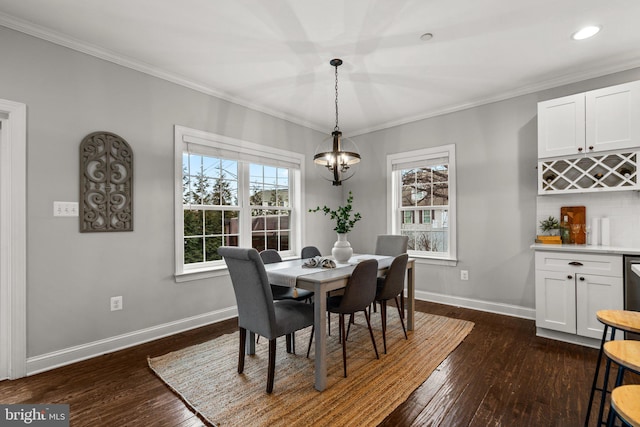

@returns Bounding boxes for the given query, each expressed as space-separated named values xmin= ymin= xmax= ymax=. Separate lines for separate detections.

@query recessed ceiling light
xmin=420 ymin=32 xmax=433 ymax=42
xmin=572 ymin=25 xmax=601 ymax=40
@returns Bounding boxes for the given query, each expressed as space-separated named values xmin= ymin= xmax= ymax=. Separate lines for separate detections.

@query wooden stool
xmin=600 ymin=341 xmax=640 ymax=426
xmin=585 ymin=310 xmax=640 ymax=427
xmin=609 ymin=385 xmax=640 ymax=427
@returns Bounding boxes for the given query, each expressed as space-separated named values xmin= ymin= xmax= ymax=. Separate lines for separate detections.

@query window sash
xmin=175 ymin=126 xmax=304 ymax=276
xmin=387 ymin=144 xmax=456 ymax=261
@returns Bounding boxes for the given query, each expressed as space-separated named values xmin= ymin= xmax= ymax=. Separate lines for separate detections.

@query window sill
xmin=175 ymin=265 xmax=228 ymax=283
xmin=411 ymin=255 xmax=458 ymax=267
xmin=174 ymin=254 xmax=300 ymax=283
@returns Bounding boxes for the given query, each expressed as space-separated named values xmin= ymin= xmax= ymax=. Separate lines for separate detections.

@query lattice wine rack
xmin=539 ymin=151 xmax=639 ymax=194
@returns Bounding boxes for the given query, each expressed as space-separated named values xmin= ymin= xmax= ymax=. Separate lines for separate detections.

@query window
xmin=387 ymin=144 xmax=456 ymax=262
xmin=175 ymin=126 xmax=303 ymax=277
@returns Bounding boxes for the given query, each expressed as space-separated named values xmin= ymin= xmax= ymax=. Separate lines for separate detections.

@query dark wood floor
xmin=1 ymin=301 xmax=636 ymax=426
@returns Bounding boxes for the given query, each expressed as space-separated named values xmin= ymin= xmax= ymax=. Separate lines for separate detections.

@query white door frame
xmin=0 ymin=99 xmax=27 ymax=380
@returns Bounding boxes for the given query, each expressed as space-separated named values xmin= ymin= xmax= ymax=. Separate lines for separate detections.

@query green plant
xmin=539 ymin=216 xmax=560 ymax=232
xmin=309 ymin=191 xmax=362 ymax=234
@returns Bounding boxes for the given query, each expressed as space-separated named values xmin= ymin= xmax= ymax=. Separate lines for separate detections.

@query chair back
xmin=375 ymin=235 xmax=408 ymax=256
xmin=377 ymin=254 xmax=409 ymax=301
xmin=218 ymin=247 xmax=276 ymax=339
xmin=338 ymin=259 xmax=378 ymax=313
xmin=259 ymin=249 xmax=282 ymax=264
xmin=301 ymin=246 xmax=321 ymax=259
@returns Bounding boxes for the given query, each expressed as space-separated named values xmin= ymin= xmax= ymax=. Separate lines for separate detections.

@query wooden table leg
xmin=407 ymin=261 xmax=415 ymax=331
xmin=246 ymin=331 xmax=256 ymax=355
xmin=314 ymin=283 xmax=327 ymax=391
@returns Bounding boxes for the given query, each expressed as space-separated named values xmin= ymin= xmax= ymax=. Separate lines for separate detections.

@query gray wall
xmin=3 ymin=23 xmax=640 ymax=363
xmin=0 ymin=26 xmax=341 ymax=358
xmin=346 ymin=67 xmax=640 ymax=313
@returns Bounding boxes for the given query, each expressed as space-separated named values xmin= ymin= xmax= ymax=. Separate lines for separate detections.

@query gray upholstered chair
xmin=374 ymin=254 xmax=409 ymax=353
xmin=374 ymin=234 xmax=409 ymax=315
xmin=307 ymin=259 xmax=379 ymax=377
xmin=301 ymin=246 xmax=322 ymax=259
xmin=374 ymin=234 xmax=409 ymax=256
xmin=259 ymin=249 xmax=313 ymax=302
xmin=218 ymin=246 xmax=314 ymax=393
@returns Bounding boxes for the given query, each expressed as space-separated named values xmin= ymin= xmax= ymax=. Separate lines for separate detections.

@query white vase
xmin=332 ymin=233 xmax=353 ymax=263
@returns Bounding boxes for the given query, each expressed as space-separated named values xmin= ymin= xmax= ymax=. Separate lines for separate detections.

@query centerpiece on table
xmin=309 ymin=191 xmax=362 ymax=263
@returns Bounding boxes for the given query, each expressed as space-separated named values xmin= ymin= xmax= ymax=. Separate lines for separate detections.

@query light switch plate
xmin=53 ymin=201 xmax=78 ymax=217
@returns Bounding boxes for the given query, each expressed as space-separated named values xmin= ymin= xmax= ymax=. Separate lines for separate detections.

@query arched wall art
xmin=80 ymin=131 xmax=133 ymax=232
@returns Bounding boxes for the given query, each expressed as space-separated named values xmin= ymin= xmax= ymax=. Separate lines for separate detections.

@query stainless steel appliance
xmin=624 ymin=255 xmax=640 ymax=340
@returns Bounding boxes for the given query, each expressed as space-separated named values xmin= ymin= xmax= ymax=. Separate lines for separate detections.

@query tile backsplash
xmin=536 ymin=191 xmax=640 ymax=248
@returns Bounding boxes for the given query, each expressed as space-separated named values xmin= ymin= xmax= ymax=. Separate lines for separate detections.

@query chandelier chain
xmin=334 ymin=63 xmax=339 ymax=131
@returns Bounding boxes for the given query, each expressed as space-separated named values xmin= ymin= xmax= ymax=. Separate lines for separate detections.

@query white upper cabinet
xmin=586 ymin=81 xmax=640 ymax=153
xmin=538 ymin=80 xmax=640 ymax=159
xmin=538 ymin=93 xmax=585 ymax=158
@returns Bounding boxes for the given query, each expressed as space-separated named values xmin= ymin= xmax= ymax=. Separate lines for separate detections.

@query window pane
xmin=184 ymin=237 xmax=203 ymax=264
xmin=184 ymin=210 xmax=203 ymax=236
xmin=205 ymin=236 xmax=223 ymax=261
xmin=416 ymin=168 xmax=431 ymax=184
xmin=433 ymin=183 xmax=449 ymax=205
xmin=432 ymin=165 xmax=448 ymax=182
xmin=252 ymin=232 xmax=266 ymax=252
xmin=263 ymin=165 xmax=277 ymax=185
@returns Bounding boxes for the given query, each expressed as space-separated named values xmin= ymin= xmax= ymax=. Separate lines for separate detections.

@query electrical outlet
xmin=110 ymin=296 xmax=123 ymax=311
xmin=53 ymin=201 xmax=79 ymax=217
xmin=460 ymin=270 xmax=469 ymax=281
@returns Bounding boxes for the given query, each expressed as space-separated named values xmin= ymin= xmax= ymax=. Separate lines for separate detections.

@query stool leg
xmin=606 ymin=366 xmax=627 ymax=427
xmin=586 ymin=325 xmax=610 ymax=427
xmin=597 ymin=357 xmax=615 ymax=427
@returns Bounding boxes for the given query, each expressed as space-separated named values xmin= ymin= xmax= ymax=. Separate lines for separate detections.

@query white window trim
xmin=386 ymin=144 xmax=457 ymax=266
xmin=174 ymin=126 xmax=305 ymax=281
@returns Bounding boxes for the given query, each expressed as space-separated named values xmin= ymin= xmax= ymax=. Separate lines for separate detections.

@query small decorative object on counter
xmin=537 ymin=216 xmax=562 ymax=244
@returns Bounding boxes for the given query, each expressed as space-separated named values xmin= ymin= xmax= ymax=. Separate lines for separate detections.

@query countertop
xmin=633 ymin=264 xmax=640 ymax=276
xmin=530 ymin=243 xmax=640 ymax=256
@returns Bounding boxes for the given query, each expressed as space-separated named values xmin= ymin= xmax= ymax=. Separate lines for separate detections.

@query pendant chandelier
xmin=314 ymin=58 xmax=361 ymax=186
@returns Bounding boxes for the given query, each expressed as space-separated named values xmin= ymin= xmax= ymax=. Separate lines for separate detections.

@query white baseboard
xmin=26 ymin=307 xmax=238 ymax=376
xmin=416 ymin=290 xmax=536 ymax=320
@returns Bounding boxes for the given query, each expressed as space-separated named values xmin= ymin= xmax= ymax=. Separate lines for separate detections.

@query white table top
xmin=632 ymin=264 xmax=640 ymax=277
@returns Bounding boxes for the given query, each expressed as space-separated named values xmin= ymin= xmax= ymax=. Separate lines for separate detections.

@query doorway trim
xmin=0 ymin=99 xmax=27 ymax=379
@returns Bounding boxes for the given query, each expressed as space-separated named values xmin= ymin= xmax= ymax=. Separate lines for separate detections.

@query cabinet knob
xmin=567 ymin=275 xmax=573 ymax=279
xmin=579 ymin=276 xmax=585 ymax=281
xmin=578 ymin=147 xmax=583 ymax=152
xmin=588 ymin=146 xmax=594 ymax=150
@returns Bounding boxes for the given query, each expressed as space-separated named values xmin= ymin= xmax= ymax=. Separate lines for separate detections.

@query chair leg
xmin=285 ymin=332 xmax=296 ymax=354
xmin=238 ymin=327 xmax=246 ymax=374
xmin=306 ymin=325 xmax=314 ymax=358
xmin=340 ymin=314 xmax=347 ymax=377
xmin=394 ymin=296 xmax=408 ymax=340
xmin=345 ymin=313 xmax=354 ymax=341
xmin=267 ymin=339 xmax=276 ymax=393
xmin=363 ymin=309 xmax=379 ymax=360
xmin=381 ymin=300 xmax=387 ymax=354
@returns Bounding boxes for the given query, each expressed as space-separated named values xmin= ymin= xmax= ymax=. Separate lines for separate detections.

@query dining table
xmin=260 ymin=253 xmax=416 ymax=391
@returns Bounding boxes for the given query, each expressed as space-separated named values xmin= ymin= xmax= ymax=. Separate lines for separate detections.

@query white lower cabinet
xmin=535 ymin=251 xmax=623 ymax=340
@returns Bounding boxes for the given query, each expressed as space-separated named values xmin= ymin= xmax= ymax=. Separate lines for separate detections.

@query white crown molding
xmin=351 ymin=57 xmax=640 ymax=136
xmin=0 ymin=13 xmax=325 ymax=134
xmin=2 ymin=12 xmax=640 ymax=138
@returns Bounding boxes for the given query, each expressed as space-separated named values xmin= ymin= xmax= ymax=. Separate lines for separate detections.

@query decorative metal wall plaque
xmin=80 ymin=131 xmax=133 ymax=232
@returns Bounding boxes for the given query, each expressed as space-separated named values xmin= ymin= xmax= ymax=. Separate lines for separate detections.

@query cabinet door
xmin=538 ymin=94 xmax=585 ymax=159
xmin=535 ymin=270 xmax=576 ymax=333
xmin=575 ymin=274 xmax=623 ymax=339
xmin=586 ymin=81 xmax=640 ymax=153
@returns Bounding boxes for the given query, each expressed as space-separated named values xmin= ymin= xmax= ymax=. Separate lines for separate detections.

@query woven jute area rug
xmin=148 ymin=310 xmax=474 ymax=426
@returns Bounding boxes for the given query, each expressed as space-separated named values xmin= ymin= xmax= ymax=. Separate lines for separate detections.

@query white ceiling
xmin=1 ymin=0 xmax=640 ymax=135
